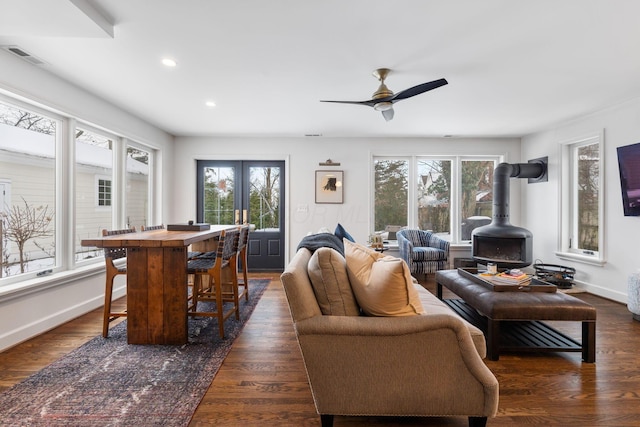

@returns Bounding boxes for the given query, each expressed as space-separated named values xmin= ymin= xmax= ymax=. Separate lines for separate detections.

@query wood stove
xmin=472 ymin=162 xmax=546 ymax=269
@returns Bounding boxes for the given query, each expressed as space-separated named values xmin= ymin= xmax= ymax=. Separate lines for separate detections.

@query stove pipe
xmin=471 ymin=162 xmax=546 ymax=268
xmin=492 ymin=162 xmax=545 ymax=226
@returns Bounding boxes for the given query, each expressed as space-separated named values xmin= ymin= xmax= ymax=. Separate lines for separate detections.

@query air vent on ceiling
xmin=2 ymin=45 xmax=46 ymax=66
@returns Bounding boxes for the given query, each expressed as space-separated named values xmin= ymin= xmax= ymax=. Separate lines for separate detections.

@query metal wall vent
xmin=2 ymin=46 xmax=46 ymax=66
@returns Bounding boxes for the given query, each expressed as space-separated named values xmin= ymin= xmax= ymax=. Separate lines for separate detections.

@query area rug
xmin=0 ymin=279 xmax=271 ymax=427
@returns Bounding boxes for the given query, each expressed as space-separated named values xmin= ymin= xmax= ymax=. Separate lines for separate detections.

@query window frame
xmin=0 ymin=94 xmax=63 ymax=284
xmin=0 ymin=92 xmax=160 ymax=288
xmin=125 ymin=140 xmax=154 ymax=229
xmin=372 ymin=154 xmax=502 ymax=244
xmin=556 ymin=132 xmax=605 ymax=266
xmin=97 ymin=177 xmax=112 ymax=207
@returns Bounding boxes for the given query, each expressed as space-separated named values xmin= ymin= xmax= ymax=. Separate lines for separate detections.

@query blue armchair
xmin=397 ymin=229 xmax=450 ymax=277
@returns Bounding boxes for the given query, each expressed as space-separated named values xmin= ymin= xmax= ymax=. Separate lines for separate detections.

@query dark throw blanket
xmin=297 ymin=233 xmax=344 ymax=256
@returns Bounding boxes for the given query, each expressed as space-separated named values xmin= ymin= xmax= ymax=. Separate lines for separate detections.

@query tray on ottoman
xmin=458 ymin=268 xmax=557 ymax=293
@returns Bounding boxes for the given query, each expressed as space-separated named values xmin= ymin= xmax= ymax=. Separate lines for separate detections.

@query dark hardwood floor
xmin=1 ymin=273 xmax=640 ymax=426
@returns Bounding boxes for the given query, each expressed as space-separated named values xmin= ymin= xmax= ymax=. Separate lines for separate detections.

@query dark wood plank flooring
xmin=1 ymin=273 xmax=640 ymax=426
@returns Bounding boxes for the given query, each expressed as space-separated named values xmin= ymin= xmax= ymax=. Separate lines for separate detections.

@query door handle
xmin=235 ymin=209 xmax=248 ymax=225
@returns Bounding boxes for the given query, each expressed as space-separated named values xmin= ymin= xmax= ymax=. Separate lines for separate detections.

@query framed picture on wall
xmin=315 ymin=170 xmax=343 ymax=204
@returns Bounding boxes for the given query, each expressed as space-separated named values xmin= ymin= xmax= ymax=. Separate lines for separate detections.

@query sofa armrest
xmin=296 ymin=312 xmax=465 ymax=337
xmin=293 ymin=313 xmax=498 ymax=419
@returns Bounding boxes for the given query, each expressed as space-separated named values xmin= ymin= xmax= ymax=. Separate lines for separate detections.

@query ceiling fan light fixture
xmin=373 ymin=101 xmax=393 ymax=111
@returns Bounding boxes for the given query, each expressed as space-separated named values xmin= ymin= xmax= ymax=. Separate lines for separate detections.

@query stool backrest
xmin=101 ymin=227 xmax=136 ymax=260
xmin=237 ymin=225 xmax=249 ymax=253
xmin=141 ymin=224 xmax=164 ymax=231
xmin=221 ymin=228 xmax=240 ymax=262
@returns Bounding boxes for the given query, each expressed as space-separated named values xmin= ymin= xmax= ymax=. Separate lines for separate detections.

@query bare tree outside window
xmin=249 ymin=167 xmax=280 ymax=230
xmin=577 ymin=143 xmax=599 ymax=252
xmin=0 ymin=198 xmax=53 ymax=274
xmin=0 ymin=101 xmax=57 ymax=278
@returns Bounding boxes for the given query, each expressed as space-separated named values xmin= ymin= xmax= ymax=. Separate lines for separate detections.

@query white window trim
xmin=556 ymin=131 xmax=606 ymax=266
xmin=371 ymin=154 xmax=503 ymax=244
xmin=0 ymin=91 xmax=161 ymax=291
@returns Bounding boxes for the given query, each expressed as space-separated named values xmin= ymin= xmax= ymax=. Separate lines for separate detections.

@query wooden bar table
xmin=81 ymin=225 xmax=235 ymax=345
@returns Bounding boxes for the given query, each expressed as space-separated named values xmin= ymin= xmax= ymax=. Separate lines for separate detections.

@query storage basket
xmin=533 ymin=262 xmax=575 ymax=289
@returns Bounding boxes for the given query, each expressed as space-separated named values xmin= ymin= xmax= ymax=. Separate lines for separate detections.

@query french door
xmin=196 ymin=160 xmax=285 ymax=271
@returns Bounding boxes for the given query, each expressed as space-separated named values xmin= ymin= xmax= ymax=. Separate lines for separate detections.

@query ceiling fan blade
xmin=389 ymin=78 xmax=448 ymax=102
xmin=320 ymin=99 xmax=376 ymax=107
xmin=382 ymin=108 xmax=394 ymax=121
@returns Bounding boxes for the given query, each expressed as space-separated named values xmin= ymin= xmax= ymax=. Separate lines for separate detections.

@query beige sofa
xmin=280 ymin=247 xmax=499 ymax=427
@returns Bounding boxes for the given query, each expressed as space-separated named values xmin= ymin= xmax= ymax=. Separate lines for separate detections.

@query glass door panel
xmin=197 ymin=160 xmax=284 ymax=271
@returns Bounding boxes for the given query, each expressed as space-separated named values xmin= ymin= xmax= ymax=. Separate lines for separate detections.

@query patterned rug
xmin=0 ymin=279 xmax=271 ymax=427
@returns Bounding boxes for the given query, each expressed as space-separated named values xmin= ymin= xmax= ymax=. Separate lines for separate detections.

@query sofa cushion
xmin=308 ymin=247 xmax=361 ymax=316
xmin=344 ymin=240 xmax=425 ymax=316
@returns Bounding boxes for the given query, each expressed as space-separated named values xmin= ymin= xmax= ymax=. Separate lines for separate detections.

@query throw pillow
xmin=334 ymin=223 xmax=355 ymax=242
xmin=307 ymin=247 xmax=360 ymax=316
xmin=344 ymin=240 xmax=424 ymax=316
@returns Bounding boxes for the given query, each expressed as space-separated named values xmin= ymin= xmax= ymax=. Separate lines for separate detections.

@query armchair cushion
xmin=308 ymin=247 xmax=360 ymax=316
xmin=344 ymin=240 xmax=424 ymax=317
xmin=413 ymin=247 xmax=447 ymax=261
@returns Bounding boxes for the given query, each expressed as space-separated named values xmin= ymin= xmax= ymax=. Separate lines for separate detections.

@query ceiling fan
xmin=320 ymin=68 xmax=448 ymax=121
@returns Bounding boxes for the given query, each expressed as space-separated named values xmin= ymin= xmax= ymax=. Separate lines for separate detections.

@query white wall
xmin=172 ymin=135 xmax=521 ymax=262
xmin=522 ymin=98 xmax=640 ymax=303
xmin=0 ymin=50 xmax=175 ymax=351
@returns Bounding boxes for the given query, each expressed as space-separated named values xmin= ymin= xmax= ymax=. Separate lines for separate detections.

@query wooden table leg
xmin=163 ymin=247 xmax=188 ymax=345
xmin=126 ymin=247 xmax=188 ymax=345
xmin=582 ymin=321 xmax=596 ymax=363
xmin=127 ymin=247 xmax=149 ymax=344
xmin=487 ymin=318 xmax=500 ymax=361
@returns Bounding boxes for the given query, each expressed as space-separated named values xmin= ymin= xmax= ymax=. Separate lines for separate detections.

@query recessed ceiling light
xmin=205 ymin=101 xmax=216 ymax=108
xmin=161 ymin=58 xmax=177 ymax=67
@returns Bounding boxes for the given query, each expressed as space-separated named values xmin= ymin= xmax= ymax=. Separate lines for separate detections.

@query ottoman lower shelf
xmin=444 ymin=298 xmax=583 ymax=357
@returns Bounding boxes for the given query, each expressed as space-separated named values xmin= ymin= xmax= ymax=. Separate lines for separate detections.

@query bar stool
xmin=101 ymin=227 xmax=136 ymax=338
xmin=187 ymin=228 xmax=240 ymax=338
xmin=236 ymin=225 xmax=250 ymax=302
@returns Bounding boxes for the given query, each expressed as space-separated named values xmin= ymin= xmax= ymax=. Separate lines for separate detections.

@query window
xmin=98 ymin=178 xmax=112 ymax=206
xmin=558 ymin=133 xmax=604 ymax=264
xmin=0 ymin=92 xmax=159 ymax=286
xmin=374 ymin=159 xmax=408 ymax=232
xmin=0 ymin=100 xmax=58 ymax=279
xmin=126 ymin=144 xmax=150 ymax=228
xmin=75 ymin=126 xmax=115 ymax=263
xmin=417 ymin=159 xmax=451 ymax=234
xmin=374 ymin=156 xmax=500 ymax=243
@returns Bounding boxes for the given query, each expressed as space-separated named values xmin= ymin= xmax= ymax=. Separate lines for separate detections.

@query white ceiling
xmin=2 ymin=0 xmax=640 ymax=138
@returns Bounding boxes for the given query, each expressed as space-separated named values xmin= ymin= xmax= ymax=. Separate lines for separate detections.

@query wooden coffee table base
xmin=436 ymin=269 xmax=596 ymax=363
xmin=444 ymin=299 xmax=596 ymax=362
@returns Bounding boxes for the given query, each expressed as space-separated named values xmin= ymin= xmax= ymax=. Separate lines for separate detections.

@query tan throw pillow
xmin=344 ymin=240 xmax=424 ymax=316
xmin=307 ymin=247 xmax=360 ymax=316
